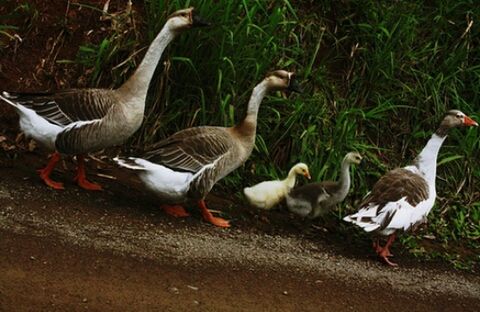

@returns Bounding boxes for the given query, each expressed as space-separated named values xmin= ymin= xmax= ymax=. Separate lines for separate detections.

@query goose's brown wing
xmin=3 ymin=89 xmax=115 ymax=126
xmin=360 ymin=168 xmax=429 ymax=211
xmin=55 ymin=119 xmax=105 ymax=154
xmin=144 ymin=126 xmax=234 ymax=173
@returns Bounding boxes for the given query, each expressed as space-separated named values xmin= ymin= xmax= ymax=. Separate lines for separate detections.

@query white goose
xmin=0 ymin=7 xmax=209 ymax=190
xmin=114 ymin=70 xmax=302 ymax=227
xmin=243 ymin=163 xmax=311 ymax=210
xmin=344 ymin=110 xmax=478 ymax=266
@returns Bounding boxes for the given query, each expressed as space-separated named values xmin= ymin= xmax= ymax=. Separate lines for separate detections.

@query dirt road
xmin=0 ymin=163 xmax=479 ymax=311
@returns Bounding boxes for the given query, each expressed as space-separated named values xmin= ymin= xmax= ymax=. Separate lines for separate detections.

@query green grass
xmin=5 ymin=0 xmax=480 ymax=269
xmin=70 ymin=1 xmax=139 ymax=86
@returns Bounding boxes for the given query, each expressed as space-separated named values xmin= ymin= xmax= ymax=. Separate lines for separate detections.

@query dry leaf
xmin=28 ymin=139 xmax=37 ymax=152
xmin=15 ymin=132 xmax=24 ymax=143
xmin=1 ymin=142 xmax=16 ymax=151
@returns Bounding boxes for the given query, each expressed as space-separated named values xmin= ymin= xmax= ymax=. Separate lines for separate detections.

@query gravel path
xmin=0 ymin=166 xmax=479 ymax=310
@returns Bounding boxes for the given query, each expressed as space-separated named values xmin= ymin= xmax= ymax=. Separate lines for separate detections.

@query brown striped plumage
xmin=139 ymin=70 xmax=300 ymax=201
xmin=4 ymin=89 xmax=115 ymax=126
xmin=114 ymin=70 xmax=301 ymax=227
xmin=145 ymin=127 xmax=234 ymax=172
xmin=143 ymin=126 xmax=251 ymax=199
xmin=1 ymin=7 xmax=208 ymax=157
xmin=0 ymin=7 xmax=209 ymax=190
xmin=5 ymin=89 xmax=120 ymax=154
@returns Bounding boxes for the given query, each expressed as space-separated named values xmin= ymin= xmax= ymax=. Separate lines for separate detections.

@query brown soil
xmin=0 ymin=0 xmax=142 ymax=124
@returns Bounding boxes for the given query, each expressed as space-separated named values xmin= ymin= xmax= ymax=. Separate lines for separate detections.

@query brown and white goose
xmin=286 ymin=152 xmax=362 ymax=219
xmin=343 ymin=110 xmax=478 ymax=266
xmin=114 ymin=70 xmax=301 ymax=227
xmin=0 ymin=7 xmax=209 ymax=191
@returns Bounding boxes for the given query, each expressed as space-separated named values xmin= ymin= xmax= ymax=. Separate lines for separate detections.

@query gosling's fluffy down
xmin=286 ymin=152 xmax=362 ymax=219
xmin=243 ymin=163 xmax=310 ymax=210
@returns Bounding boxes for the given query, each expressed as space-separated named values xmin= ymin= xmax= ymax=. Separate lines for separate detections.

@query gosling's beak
xmin=288 ymin=76 xmax=303 ymax=93
xmin=463 ymin=115 xmax=479 ymax=127
xmin=304 ymin=171 xmax=311 ymax=180
xmin=192 ymin=10 xmax=211 ymax=27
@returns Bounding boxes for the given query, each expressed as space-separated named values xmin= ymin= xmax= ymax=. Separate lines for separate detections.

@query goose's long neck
xmin=284 ymin=167 xmax=299 ymax=189
xmin=121 ymin=21 xmax=177 ymax=100
xmin=414 ymin=132 xmax=447 ymax=185
xmin=337 ymin=158 xmax=352 ymax=197
xmin=236 ymin=80 xmax=268 ymax=137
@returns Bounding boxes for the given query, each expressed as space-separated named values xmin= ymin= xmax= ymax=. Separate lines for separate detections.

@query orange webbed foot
xmin=161 ymin=205 xmax=190 ymax=217
xmin=38 ymin=170 xmax=64 ymax=190
xmin=375 ymin=233 xmax=397 ymax=266
xmin=75 ymin=175 xmax=102 ymax=191
xmin=197 ymin=200 xmax=231 ymax=228
xmin=74 ymin=155 xmax=102 ymax=191
xmin=378 ymin=248 xmax=397 ymax=267
xmin=380 ymin=255 xmax=398 ymax=267
xmin=37 ymin=152 xmax=63 ymax=190
xmin=204 ymin=215 xmax=230 ymax=228
xmin=374 ymin=241 xmax=393 ymax=257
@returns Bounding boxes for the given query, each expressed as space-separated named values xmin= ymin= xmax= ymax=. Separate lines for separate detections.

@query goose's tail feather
xmin=113 ymin=157 xmax=149 ymax=171
xmin=0 ymin=91 xmax=19 ymax=108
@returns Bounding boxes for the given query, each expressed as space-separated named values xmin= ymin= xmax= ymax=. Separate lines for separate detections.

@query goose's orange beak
xmin=304 ymin=171 xmax=311 ymax=179
xmin=464 ymin=115 xmax=478 ymax=127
